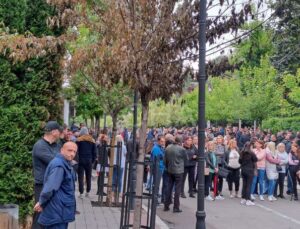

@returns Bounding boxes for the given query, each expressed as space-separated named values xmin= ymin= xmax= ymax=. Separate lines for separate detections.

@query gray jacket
xmin=32 ymin=138 xmax=61 ymax=184
xmin=164 ymin=143 xmax=186 ymax=174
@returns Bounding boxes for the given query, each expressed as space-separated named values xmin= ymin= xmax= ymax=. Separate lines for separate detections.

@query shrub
xmin=262 ymin=116 xmax=300 ymax=132
xmin=0 ymin=0 xmax=64 ymax=222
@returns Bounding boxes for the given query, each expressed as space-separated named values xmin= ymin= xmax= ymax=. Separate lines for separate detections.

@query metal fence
xmin=96 ymin=141 xmax=123 ymax=206
xmin=120 ymin=152 xmax=159 ymax=229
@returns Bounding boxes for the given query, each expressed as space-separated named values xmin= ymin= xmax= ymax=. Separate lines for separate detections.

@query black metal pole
xmin=196 ymin=0 xmax=207 ymax=229
xmin=129 ymin=90 xmax=138 ymax=210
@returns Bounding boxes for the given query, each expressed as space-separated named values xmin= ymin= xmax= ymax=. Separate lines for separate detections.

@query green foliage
xmin=262 ymin=116 xmax=300 ymax=132
xmin=271 ymin=0 xmax=300 ymax=74
xmin=0 ymin=0 xmax=64 ymax=221
xmin=25 ymin=0 xmax=63 ymax=36
xmin=239 ymin=57 xmax=285 ymax=121
xmin=231 ymin=22 xmax=274 ymax=68
xmin=0 ymin=55 xmax=62 ymax=220
xmin=0 ymin=0 xmax=27 ymax=33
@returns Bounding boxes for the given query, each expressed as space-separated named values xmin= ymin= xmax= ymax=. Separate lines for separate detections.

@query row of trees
xmin=66 ymin=0 xmax=260 ymax=227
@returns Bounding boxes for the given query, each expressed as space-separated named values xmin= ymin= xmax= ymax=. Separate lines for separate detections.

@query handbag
xmin=276 ymin=164 xmax=282 ymax=172
xmin=218 ymin=166 xmax=229 ymax=178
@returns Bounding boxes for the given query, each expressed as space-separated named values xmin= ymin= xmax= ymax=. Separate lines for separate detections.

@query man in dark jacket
xmin=164 ymin=135 xmax=186 ymax=213
xmin=32 ymin=121 xmax=62 ymax=229
xmin=76 ymin=127 xmax=97 ymax=198
xmin=34 ymin=142 xmax=77 ymax=229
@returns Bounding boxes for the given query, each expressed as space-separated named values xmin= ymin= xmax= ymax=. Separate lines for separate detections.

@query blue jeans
xmin=251 ymin=169 xmax=265 ymax=195
xmin=268 ymin=179 xmax=277 ymax=196
xmin=112 ymin=167 xmax=124 ymax=192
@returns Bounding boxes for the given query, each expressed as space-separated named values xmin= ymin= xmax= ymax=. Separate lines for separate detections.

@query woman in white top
xmin=224 ymin=139 xmax=241 ymax=198
xmin=274 ymin=143 xmax=288 ymax=198
xmin=112 ymin=135 xmax=127 ymax=195
xmin=265 ymin=142 xmax=281 ymax=201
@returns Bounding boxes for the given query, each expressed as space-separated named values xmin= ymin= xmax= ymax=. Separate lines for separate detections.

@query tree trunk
xmin=95 ymin=115 xmax=100 ymax=136
xmin=106 ymin=114 xmax=117 ymax=206
xmin=133 ymin=97 xmax=149 ymax=229
xmin=104 ymin=113 xmax=107 ymax=129
xmin=91 ymin=116 xmax=95 ymax=130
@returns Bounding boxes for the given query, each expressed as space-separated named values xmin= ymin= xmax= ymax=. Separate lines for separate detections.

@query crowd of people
xmin=31 ymin=121 xmax=300 ymax=228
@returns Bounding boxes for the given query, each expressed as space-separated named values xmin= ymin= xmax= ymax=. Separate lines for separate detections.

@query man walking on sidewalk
xmin=164 ymin=135 xmax=186 ymax=213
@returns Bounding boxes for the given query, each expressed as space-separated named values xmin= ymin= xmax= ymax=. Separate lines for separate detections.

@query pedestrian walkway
xmin=69 ymin=174 xmax=169 ymax=229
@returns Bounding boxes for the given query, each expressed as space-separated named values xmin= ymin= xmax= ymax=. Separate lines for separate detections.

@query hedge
xmin=262 ymin=116 xmax=300 ymax=132
xmin=0 ymin=0 xmax=64 ymax=221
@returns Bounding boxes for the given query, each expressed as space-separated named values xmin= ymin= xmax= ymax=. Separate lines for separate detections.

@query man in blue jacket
xmin=34 ymin=141 xmax=77 ymax=229
xmin=151 ymin=135 xmax=166 ymax=202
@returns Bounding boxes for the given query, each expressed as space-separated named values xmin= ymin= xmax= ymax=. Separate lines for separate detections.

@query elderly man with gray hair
xmin=76 ymin=127 xmax=97 ymax=198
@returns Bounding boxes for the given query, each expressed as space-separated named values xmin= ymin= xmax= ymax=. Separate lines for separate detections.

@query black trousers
xmin=274 ymin=172 xmax=285 ymax=196
xmin=78 ymin=161 xmax=92 ymax=194
xmin=290 ymin=167 xmax=299 ymax=198
xmin=32 ymin=184 xmax=44 ymax=229
xmin=241 ymin=170 xmax=254 ymax=200
xmin=205 ymin=174 xmax=213 ymax=196
xmin=182 ymin=166 xmax=195 ymax=194
xmin=161 ymin=171 xmax=169 ymax=203
xmin=165 ymin=173 xmax=182 ymax=210
xmin=227 ymin=168 xmax=240 ymax=192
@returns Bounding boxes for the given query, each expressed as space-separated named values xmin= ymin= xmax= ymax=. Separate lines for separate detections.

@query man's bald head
xmin=61 ymin=141 xmax=77 ymax=161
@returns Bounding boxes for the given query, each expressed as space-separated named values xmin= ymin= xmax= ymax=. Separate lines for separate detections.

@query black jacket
xmin=32 ymin=138 xmax=61 ymax=184
xmin=184 ymin=146 xmax=197 ymax=167
xmin=238 ymin=151 xmax=257 ymax=174
xmin=76 ymin=135 xmax=97 ymax=163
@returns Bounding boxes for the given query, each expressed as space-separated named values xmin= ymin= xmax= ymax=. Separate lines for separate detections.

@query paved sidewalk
xmin=69 ymin=174 xmax=169 ymax=229
xmin=69 ymin=177 xmax=120 ymax=229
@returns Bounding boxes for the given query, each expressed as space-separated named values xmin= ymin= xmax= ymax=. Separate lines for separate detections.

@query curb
xmin=142 ymin=204 xmax=169 ymax=229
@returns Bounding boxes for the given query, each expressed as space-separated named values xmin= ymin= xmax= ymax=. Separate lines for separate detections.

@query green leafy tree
xmin=271 ymin=0 xmax=300 ymax=74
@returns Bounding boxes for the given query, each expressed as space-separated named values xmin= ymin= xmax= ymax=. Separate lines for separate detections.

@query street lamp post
xmin=196 ymin=0 xmax=207 ymax=229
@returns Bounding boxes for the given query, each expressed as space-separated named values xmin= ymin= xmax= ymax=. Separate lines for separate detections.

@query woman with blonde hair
xmin=205 ymin=141 xmax=218 ymax=201
xmin=274 ymin=143 xmax=288 ymax=198
xmin=224 ymin=139 xmax=240 ymax=198
xmin=265 ymin=142 xmax=281 ymax=201
xmin=250 ymin=140 xmax=266 ymax=201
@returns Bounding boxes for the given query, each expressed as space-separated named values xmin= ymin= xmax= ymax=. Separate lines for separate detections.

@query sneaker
xmin=250 ymin=194 xmax=256 ymax=200
xmin=215 ymin=195 xmax=225 ymax=200
xmin=189 ymin=194 xmax=196 ymax=198
xmin=240 ymin=199 xmax=246 ymax=205
xmin=173 ymin=208 xmax=183 ymax=213
xmin=163 ymin=206 xmax=170 ymax=211
xmin=246 ymin=200 xmax=255 ymax=206
xmin=85 ymin=192 xmax=90 ymax=197
xmin=205 ymin=195 xmax=214 ymax=201
xmin=268 ymin=196 xmax=273 ymax=202
xmin=272 ymin=196 xmax=277 ymax=201
xmin=230 ymin=194 xmax=234 ymax=198
xmin=79 ymin=194 xmax=83 ymax=199
xmin=259 ymin=195 xmax=264 ymax=201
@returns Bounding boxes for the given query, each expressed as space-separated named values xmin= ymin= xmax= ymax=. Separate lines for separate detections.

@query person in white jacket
xmin=265 ymin=142 xmax=281 ymax=201
xmin=274 ymin=143 xmax=288 ymax=198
